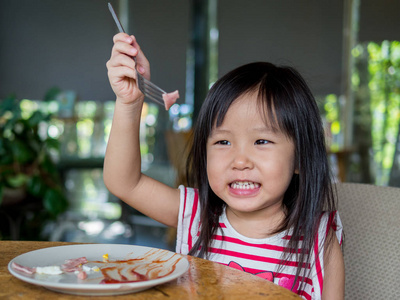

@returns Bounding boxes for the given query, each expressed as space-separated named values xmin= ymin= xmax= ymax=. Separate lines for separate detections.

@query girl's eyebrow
xmin=209 ymin=128 xmax=230 ymax=137
xmin=251 ymin=126 xmax=284 ymax=138
xmin=211 ymin=125 xmax=278 ymax=136
xmin=252 ymin=126 xmax=277 ymax=133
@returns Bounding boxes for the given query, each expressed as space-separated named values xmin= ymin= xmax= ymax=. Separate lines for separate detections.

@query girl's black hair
xmin=186 ymin=62 xmax=337 ymax=291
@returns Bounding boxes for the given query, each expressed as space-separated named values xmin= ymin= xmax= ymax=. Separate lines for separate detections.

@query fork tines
xmin=137 ymin=75 xmax=166 ymax=106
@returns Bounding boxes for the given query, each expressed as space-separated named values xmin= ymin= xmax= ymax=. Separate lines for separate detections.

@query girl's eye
xmin=255 ymin=139 xmax=270 ymax=145
xmin=216 ymin=140 xmax=231 ymax=145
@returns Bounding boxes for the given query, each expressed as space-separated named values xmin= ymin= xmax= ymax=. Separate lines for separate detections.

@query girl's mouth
xmin=230 ymin=181 xmax=260 ymax=190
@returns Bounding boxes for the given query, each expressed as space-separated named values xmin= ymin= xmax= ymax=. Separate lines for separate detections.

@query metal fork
xmin=108 ymin=3 xmax=166 ymax=106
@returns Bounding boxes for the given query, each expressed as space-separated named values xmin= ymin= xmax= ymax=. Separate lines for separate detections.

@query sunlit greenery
xmin=0 ymin=96 xmax=68 ymax=240
xmin=322 ymin=41 xmax=400 ymax=185
xmin=322 ymin=94 xmax=342 ymax=152
xmin=353 ymin=41 xmax=400 ymax=185
xmin=8 ymin=99 xmax=161 ymax=222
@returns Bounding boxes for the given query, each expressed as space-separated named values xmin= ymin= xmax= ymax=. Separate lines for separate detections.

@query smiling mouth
xmin=230 ymin=181 xmax=260 ymax=189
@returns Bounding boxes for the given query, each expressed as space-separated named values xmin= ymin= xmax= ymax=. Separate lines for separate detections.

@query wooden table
xmin=0 ymin=241 xmax=301 ymax=299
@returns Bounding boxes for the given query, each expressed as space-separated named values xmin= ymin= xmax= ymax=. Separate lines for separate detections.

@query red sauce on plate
xmin=90 ymin=250 xmax=182 ymax=284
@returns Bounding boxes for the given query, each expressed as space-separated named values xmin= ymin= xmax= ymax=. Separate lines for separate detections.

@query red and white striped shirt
xmin=176 ymin=186 xmax=343 ymax=300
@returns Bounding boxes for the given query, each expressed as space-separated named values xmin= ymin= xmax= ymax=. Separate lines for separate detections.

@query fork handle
xmin=108 ymin=3 xmax=126 ymax=33
xmin=109 ymin=3 xmax=138 ymax=63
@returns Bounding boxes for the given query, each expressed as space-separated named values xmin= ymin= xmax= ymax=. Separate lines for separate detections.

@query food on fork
xmin=162 ymin=90 xmax=179 ymax=110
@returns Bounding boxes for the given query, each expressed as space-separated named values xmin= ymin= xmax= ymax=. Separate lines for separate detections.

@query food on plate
xmin=36 ymin=266 xmax=63 ymax=275
xmin=11 ymin=262 xmax=62 ymax=275
xmin=11 ymin=250 xmax=183 ymax=284
xmin=77 ymin=270 xmax=88 ymax=280
xmin=162 ymin=90 xmax=179 ymax=110
xmin=61 ymin=257 xmax=88 ymax=272
xmin=12 ymin=257 xmax=88 ymax=276
xmin=82 ymin=265 xmax=100 ymax=273
xmin=11 ymin=262 xmax=36 ymax=275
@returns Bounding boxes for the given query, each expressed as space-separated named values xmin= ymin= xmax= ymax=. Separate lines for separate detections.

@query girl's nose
xmin=231 ymin=150 xmax=254 ymax=170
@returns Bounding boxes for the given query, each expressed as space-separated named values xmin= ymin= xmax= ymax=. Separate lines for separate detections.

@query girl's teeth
xmin=231 ymin=182 xmax=260 ymax=189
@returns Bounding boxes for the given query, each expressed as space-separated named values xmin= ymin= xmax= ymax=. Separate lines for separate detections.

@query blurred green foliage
xmin=0 ymin=95 xmax=68 ymax=217
xmin=352 ymin=41 xmax=400 ymax=185
xmin=323 ymin=41 xmax=400 ymax=185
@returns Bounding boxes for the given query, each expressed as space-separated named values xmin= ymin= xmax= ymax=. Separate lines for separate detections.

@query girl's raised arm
xmin=103 ymin=33 xmax=180 ymax=228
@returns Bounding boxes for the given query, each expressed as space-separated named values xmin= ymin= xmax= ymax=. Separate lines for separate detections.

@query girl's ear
xmin=294 ymin=169 xmax=299 ymax=174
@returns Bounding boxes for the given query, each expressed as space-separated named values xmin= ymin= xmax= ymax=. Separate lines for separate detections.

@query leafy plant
xmin=0 ymin=94 xmax=68 ymax=217
xmin=352 ymin=41 xmax=400 ymax=185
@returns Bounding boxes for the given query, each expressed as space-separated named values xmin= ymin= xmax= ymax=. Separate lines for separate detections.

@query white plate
xmin=8 ymin=244 xmax=189 ymax=296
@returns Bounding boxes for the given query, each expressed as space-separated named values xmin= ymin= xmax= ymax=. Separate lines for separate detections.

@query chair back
xmin=335 ymin=182 xmax=400 ymax=299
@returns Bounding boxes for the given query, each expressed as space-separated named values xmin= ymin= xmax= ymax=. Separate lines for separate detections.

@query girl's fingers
xmin=110 ymin=34 xmax=150 ymax=74
xmin=107 ymin=33 xmax=150 ymax=101
xmin=113 ymin=32 xmax=133 ymax=44
xmin=107 ymin=52 xmax=136 ymax=70
xmin=135 ymin=64 xmax=146 ymax=74
xmin=111 ymin=41 xmax=138 ymax=59
xmin=108 ymin=66 xmax=137 ymax=82
xmin=128 ymin=35 xmax=151 ymax=78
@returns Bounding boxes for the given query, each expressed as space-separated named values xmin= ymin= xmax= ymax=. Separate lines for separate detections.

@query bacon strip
xmin=11 ymin=262 xmax=36 ymax=275
xmin=61 ymin=257 xmax=88 ymax=272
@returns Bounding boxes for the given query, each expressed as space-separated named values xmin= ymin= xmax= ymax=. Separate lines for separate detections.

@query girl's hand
xmin=106 ymin=33 xmax=150 ymax=105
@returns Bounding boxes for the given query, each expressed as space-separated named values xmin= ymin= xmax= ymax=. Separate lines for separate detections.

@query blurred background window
xmin=1 ymin=0 xmax=399 ymax=245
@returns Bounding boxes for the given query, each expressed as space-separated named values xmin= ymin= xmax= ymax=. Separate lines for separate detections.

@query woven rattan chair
xmin=335 ymin=182 xmax=400 ymax=299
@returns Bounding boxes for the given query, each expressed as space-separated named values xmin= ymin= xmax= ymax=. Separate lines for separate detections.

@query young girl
xmin=104 ymin=33 xmax=344 ymax=300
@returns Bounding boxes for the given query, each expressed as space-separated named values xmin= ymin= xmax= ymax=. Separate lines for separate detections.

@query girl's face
xmin=206 ymin=92 xmax=297 ymax=222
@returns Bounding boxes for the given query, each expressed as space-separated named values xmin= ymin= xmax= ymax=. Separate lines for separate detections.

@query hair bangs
xmin=256 ymin=75 xmax=298 ymax=143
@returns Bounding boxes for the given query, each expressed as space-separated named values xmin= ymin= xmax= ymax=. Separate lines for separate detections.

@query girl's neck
xmin=226 ymin=205 xmax=286 ymax=239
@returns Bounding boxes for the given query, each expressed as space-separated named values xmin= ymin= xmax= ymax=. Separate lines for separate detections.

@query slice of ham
xmin=61 ymin=257 xmax=88 ymax=272
xmin=162 ymin=90 xmax=179 ymax=110
xmin=11 ymin=262 xmax=36 ymax=275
